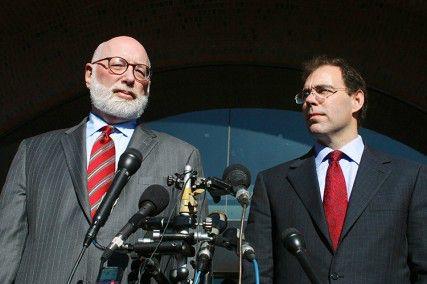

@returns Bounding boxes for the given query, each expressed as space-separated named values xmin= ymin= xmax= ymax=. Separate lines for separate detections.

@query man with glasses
xmin=244 ymin=56 xmax=426 ymax=283
xmin=0 ymin=36 xmax=204 ymax=283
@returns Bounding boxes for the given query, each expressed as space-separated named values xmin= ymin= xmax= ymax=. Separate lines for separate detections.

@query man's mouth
xmin=113 ymin=89 xmax=136 ymax=100
xmin=308 ymin=112 xmax=324 ymax=119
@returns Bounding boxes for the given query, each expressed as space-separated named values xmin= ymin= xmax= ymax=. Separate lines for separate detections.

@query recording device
xmin=222 ymin=164 xmax=251 ymax=206
xmin=206 ymin=212 xmax=228 ymax=236
xmin=129 ymin=239 xmax=195 ymax=257
xmin=99 ymin=164 xmax=252 ymax=283
xmin=196 ymin=164 xmax=252 ymax=206
xmin=196 ymin=241 xmax=215 ymax=273
xmin=101 ymin=184 xmax=170 ymax=262
xmin=84 ymin=148 xmax=142 ymax=247
xmin=200 ymin=177 xmax=234 ymax=203
xmin=281 ymin=228 xmax=321 ymax=284
xmin=141 ymin=215 xmax=197 ymax=231
xmin=215 ymin=227 xmax=256 ymax=261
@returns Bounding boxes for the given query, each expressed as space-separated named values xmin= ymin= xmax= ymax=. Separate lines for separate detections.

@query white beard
xmin=89 ymin=77 xmax=149 ymax=121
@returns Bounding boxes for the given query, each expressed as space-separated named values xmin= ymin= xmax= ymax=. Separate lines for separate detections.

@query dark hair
xmin=302 ymin=55 xmax=368 ymax=125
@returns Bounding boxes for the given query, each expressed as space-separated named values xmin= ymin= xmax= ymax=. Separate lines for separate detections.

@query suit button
xmin=330 ymin=273 xmax=340 ymax=280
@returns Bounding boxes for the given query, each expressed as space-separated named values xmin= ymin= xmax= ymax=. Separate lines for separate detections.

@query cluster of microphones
xmin=67 ymin=148 xmax=321 ymax=284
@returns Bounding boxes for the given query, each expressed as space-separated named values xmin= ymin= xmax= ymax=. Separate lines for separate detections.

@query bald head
xmin=86 ymin=36 xmax=151 ymax=124
xmin=91 ymin=36 xmax=150 ymax=67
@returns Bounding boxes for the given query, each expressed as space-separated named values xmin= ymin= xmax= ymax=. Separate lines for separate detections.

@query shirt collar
xmin=87 ymin=112 xmax=137 ymax=137
xmin=314 ymin=135 xmax=364 ymax=168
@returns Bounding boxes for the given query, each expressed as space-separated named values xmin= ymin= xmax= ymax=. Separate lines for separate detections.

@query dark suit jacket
xmin=244 ymin=147 xmax=426 ymax=283
xmin=0 ymin=118 xmax=204 ymax=283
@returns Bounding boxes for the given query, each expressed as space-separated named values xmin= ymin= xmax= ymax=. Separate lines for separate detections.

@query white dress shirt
xmin=85 ymin=112 xmax=137 ymax=169
xmin=314 ymin=135 xmax=365 ymax=201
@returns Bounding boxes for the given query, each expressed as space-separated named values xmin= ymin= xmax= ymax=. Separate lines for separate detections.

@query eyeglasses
xmin=91 ymin=57 xmax=151 ymax=84
xmin=295 ymin=85 xmax=347 ymax=104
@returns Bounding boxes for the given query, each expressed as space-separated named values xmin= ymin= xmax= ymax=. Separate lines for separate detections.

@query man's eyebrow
xmin=302 ymin=84 xmax=334 ymax=91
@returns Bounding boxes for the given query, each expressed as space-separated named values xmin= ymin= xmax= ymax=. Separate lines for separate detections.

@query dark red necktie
xmin=323 ymin=150 xmax=348 ymax=250
xmin=87 ymin=125 xmax=116 ymax=219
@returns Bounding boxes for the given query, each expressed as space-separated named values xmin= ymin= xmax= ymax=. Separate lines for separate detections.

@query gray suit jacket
xmin=244 ymin=147 xmax=427 ymax=283
xmin=0 ymin=118 xmax=204 ymax=283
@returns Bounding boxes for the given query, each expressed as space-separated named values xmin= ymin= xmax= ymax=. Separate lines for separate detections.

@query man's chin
xmin=307 ymin=124 xmax=327 ymax=136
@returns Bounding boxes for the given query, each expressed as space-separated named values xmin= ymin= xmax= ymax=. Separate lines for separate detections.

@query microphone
xmin=222 ymin=164 xmax=251 ymax=206
xmin=101 ymin=184 xmax=170 ymax=262
xmin=202 ymin=177 xmax=234 ymax=203
xmin=214 ymin=227 xmax=255 ymax=261
xmin=207 ymin=212 xmax=228 ymax=236
xmin=281 ymin=228 xmax=321 ymax=284
xmin=83 ymin=148 xmax=142 ymax=248
xmin=196 ymin=241 xmax=215 ymax=272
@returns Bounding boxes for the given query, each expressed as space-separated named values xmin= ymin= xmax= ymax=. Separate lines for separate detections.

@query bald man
xmin=0 ymin=36 xmax=204 ymax=283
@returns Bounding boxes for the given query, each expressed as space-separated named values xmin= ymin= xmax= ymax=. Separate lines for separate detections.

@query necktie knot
xmin=329 ymin=150 xmax=344 ymax=163
xmin=100 ymin=125 xmax=114 ymax=143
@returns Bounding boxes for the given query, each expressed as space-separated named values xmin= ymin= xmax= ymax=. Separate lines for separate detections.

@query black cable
xmin=139 ymin=168 xmax=202 ymax=281
xmin=139 ymin=175 xmax=185 ymax=274
xmin=94 ymin=238 xmax=107 ymax=250
xmin=66 ymin=246 xmax=87 ymax=284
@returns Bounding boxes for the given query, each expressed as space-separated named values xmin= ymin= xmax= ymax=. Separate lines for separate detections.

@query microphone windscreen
xmin=138 ymin=184 xmax=169 ymax=215
xmin=208 ymin=212 xmax=228 ymax=235
xmin=281 ymin=227 xmax=306 ymax=255
xmin=222 ymin=164 xmax=251 ymax=188
xmin=118 ymin=148 xmax=143 ymax=175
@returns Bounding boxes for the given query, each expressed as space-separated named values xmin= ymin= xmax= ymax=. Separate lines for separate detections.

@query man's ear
xmin=85 ymin=63 xmax=93 ymax=88
xmin=351 ymin=89 xmax=364 ymax=114
xmin=145 ymin=81 xmax=151 ymax=96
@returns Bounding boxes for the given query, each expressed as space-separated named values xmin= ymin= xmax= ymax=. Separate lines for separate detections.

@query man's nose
xmin=304 ymin=90 xmax=318 ymax=105
xmin=121 ymin=66 xmax=135 ymax=85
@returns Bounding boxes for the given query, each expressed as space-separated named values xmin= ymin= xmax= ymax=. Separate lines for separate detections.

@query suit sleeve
xmin=408 ymin=165 xmax=427 ymax=283
xmin=244 ymin=173 xmax=274 ymax=284
xmin=0 ymin=140 xmax=29 ymax=283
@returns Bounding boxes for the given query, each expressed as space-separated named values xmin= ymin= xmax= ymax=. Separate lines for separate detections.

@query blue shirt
xmin=85 ymin=113 xmax=137 ymax=169
xmin=314 ymin=135 xmax=364 ymax=201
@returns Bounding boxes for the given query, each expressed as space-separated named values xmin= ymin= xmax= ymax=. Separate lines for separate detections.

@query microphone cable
xmin=238 ymin=204 xmax=247 ymax=284
xmin=252 ymin=259 xmax=260 ymax=284
xmin=139 ymin=167 xmax=205 ymax=279
xmin=193 ymin=270 xmax=202 ymax=284
xmin=66 ymin=246 xmax=86 ymax=284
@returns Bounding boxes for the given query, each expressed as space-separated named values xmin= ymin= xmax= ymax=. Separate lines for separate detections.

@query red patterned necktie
xmin=87 ymin=125 xmax=116 ymax=219
xmin=323 ymin=150 xmax=348 ymax=251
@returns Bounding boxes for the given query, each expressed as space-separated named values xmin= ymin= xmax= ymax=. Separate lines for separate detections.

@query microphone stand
xmin=140 ymin=258 xmax=170 ymax=284
xmin=170 ymin=165 xmax=193 ymax=284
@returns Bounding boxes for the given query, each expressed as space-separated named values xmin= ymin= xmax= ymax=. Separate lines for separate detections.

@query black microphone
xmin=281 ymin=228 xmax=321 ymax=284
xmin=222 ymin=164 xmax=251 ymax=206
xmin=214 ymin=227 xmax=256 ymax=261
xmin=196 ymin=241 xmax=215 ymax=272
xmin=203 ymin=177 xmax=234 ymax=203
xmin=208 ymin=212 xmax=228 ymax=236
xmin=83 ymin=148 xmax=142 ymax=248
xmin=101 ymin=184 xmax=170 ymax=262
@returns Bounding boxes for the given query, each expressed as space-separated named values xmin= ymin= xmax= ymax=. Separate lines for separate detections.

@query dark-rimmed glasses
xmin=91 ymin=57 xmax=151 ymax=84
xmin=295 ymin=85 xmax=347 ymax=104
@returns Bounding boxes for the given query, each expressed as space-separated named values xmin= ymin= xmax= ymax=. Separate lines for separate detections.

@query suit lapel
xmin=340 ymin=147 xmax=391 ymax=239
xmin=127 ymin=124 xmax=158 ymax=158
xmin=287 ymin=150 xmax=331 ymax=246
xmin=60 ymin=118 xmax=91 ymax=222
xmin=124 ymin=124 xmax=159 ymax=187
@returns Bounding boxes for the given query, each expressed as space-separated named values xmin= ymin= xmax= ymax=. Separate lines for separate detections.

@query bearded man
xmin=0 ymin=36 xmax=203 ymax=283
